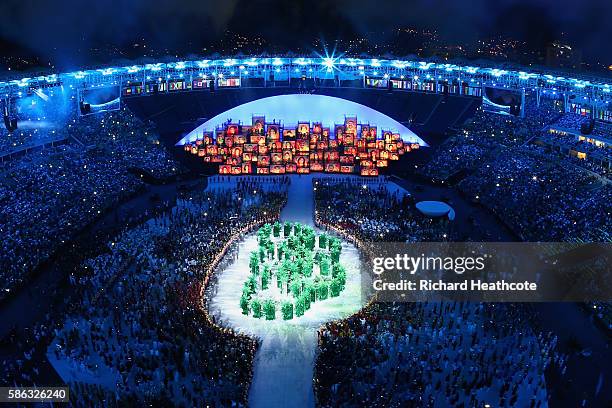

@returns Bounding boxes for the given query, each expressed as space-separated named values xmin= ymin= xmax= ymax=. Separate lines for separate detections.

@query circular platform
xmin=415 ymin=201 xmax=455 ymax=220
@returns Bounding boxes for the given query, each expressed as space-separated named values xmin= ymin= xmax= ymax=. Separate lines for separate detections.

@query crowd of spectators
xmin=312 ymin=181 xmax=566 ymax=407
xmin=417 ymin=96 xmax=611 ymax=242
xmin=534 ymin=132 xmax=611 ymax=177
xmin=419 ymin=98 xmax=562 ymax=183
xmin=458 ymin=146 xmax=611 ymax=241
xmin=551 ymin=112 xmax=591 ymax=131
xmin=316 ymin=301 xmax=564 ymax=407
xmin=3 ymin=179 xmax=288 ymax=406
xmin=313 ymin=177 xmax=449 ymax=243
xmin=0 ymin=107 xmax=181 ymax=299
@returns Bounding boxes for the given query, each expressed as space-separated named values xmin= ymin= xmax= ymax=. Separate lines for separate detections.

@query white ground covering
xmin=208 ymin=175 xmax=366 ymax=408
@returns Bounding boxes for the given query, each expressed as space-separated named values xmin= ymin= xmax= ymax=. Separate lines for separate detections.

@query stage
xmin=206 ymin=174 xmax=367 ymax=408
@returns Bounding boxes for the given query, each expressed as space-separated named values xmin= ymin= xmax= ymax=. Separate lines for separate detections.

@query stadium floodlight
xmin=518 ymin=72 xmax=530 ymax=80
xmin=272 ymin=58 xmax=284 ymax=66
xmin=196 ymin=60 xmax=210 ymax=68
xmin=175 ymin=61 xmax=187 ymax=70
xmin=245 ymin=58 xmax=258 ymax=66
xmin=147 ymin=63 xmax=163 ymax=72
xmin=322 ymin=57 xmax=335 ymax=70
xmin=370 ymin=59 xmax=381 ymax=67
xmin=99 ymin=68 xmax=116 ymax=76
xmin=491 ymin=69 xmax=507 ymax=77
xmin=223 ymin=59 xmax=237 ymax=67
xmin=293 ymin=58 xmax=310 ymax=66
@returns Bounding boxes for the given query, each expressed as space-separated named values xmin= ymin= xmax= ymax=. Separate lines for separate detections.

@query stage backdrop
xmin=176 ymin=94 xmax=427 ymax=146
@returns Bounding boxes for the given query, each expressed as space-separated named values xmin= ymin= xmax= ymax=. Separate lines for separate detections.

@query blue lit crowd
xmin=2 ymin=179 xmax=289 ymax=406
xmin=420 ymin=96 xmax=612 ymax=242
xmin=0 ymin=91 xmax=609 ymax=407
xmin=0 ymin=107 xmax=181 ymax=299
xmin=312 ymin=180 xmax=566 ymax=408
xmin=313 ymin=177 xmax=449 ymax=243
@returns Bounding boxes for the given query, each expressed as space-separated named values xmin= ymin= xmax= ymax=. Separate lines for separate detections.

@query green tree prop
xmin=319 ymin=255 xmax=330 ymax=276
xmin=333 ymin=264 xmax=347 ymax=288
xmin=295 ymin=298 xmax=305 ymax=317
xmin=293 ymin=223 xmax=301 ymax=236
xmin=330 ymin=247 xmax=341 ymax=264
xmin=261 ymin=265 xmax=271 ymax=290
xmin=302 ymin=293 xmax=311 ymax=310
xmin=281 ymin=301 xmax=294 ymax=320
xmin=301 ymin=259 xmax=313 ymax=278
xmin=247 ymin=275 xmax=257 ymax=293
xmin=251 ymin=298 xmax=263 ymax=318
xmin=330 ymin=278 xmax=342 ymax=297
xmin=240 ymin=294 xmax=250 ymax=315
xmin=250 ymin=252 xmax=260 ymax=274
xmin=239 ymin=222 xmax=351 ymax=320
xmin=263 ymin=299 xmax=276 ymax=320
xmin=319 ymin=233 xmax=328 ymax=249
xmin=290 ymin=279 xmax=302 ymax=297
xmin=318 ymin=281 xmax=329 ymax=300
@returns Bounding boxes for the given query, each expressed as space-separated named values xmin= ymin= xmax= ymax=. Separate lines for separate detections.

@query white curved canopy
xmin=176 ymin=94 xmax=426 ymax=146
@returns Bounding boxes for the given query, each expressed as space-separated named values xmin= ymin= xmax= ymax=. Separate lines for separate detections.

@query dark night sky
xmin=0 ymin=0 xmax=610 ymax=69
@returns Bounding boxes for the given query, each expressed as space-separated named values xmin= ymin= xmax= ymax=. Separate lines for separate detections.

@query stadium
xmin=0 ymin=2 xmax=611 ymax=407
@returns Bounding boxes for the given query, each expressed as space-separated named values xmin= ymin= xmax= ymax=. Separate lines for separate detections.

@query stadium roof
xmin=1 ymin=56 xmax=610 ymax=95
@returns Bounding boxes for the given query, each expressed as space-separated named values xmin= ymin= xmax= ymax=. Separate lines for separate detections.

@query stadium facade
xmin=2 ymin=57 xmax=612 ymax=123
